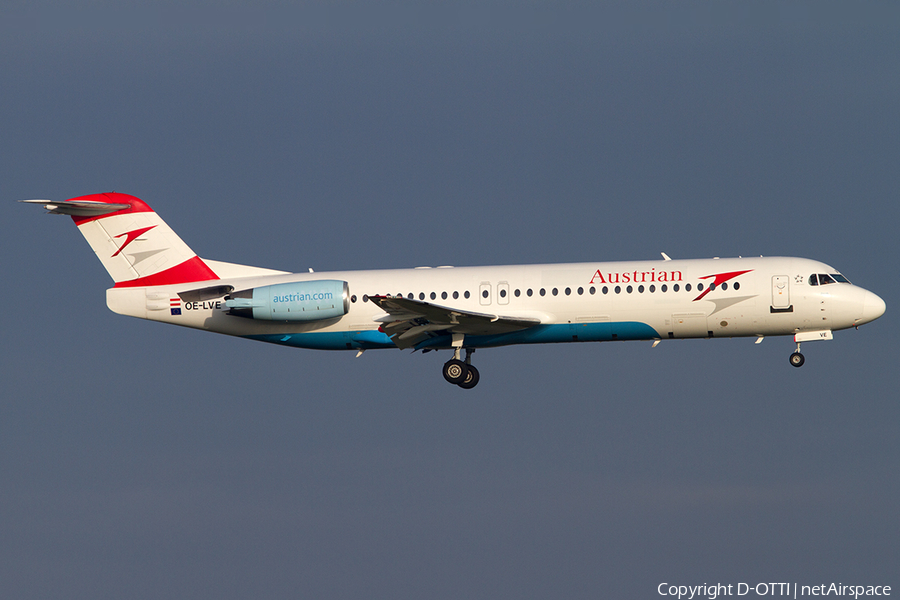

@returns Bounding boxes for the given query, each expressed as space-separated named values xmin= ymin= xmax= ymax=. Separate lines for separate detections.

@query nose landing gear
xmin=442 ymin=347 xmax=480 ymax=389
xmin=789 ymin=341 xmax=805 ymax=367
xmin=788 ymin=330 xmax=834 ymax=368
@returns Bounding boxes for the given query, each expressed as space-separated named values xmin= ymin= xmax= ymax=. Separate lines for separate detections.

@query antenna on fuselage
xmin=661 ymin=252 xmax=672 ymax=261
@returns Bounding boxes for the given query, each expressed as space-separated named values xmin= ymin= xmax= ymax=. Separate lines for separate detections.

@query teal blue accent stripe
xmin=241 ymin=321 xmax=660 ymax=351
xmin=415 ymin=321 xmax=660 ymax=350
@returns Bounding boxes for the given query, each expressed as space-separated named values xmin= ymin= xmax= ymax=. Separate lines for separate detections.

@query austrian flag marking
xmin=170 ymin=296 xmax=182 ymax=316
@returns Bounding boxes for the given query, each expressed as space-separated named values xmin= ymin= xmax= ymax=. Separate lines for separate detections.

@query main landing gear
xmin=443 ymin=347 xmax=480 ymax=389
xmin=789 ymin=341 xmax=805 ymax=368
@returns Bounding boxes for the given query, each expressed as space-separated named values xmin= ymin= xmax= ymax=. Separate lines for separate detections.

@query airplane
xmin=23 ymin=192 xmax=886 ymax=389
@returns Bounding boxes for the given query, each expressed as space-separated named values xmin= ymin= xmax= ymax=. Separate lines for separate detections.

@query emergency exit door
xmin=479 ymin=282 xmax=492 ymax=306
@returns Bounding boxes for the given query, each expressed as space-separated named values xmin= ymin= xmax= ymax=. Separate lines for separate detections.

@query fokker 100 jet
xmin=24 ymin=193 xmax=886 ymax=389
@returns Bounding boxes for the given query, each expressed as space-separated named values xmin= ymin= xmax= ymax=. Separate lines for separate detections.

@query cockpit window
xmin=810 ymin=273 xmax=850 ymax=286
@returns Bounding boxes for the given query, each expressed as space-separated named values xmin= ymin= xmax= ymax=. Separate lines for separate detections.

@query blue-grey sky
xmin=2 ymin=3 xmax=898 ymax=599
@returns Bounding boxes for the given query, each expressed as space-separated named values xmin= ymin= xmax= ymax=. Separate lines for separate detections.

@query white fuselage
xmin=106 ymin=255 xmax=885 ymax=352
xmin=25 ymin=193 xmax=886 ymax=387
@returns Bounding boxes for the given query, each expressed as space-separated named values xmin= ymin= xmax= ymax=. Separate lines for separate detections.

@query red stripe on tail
xmin=113 ymin=256 xmax=219 ymax=288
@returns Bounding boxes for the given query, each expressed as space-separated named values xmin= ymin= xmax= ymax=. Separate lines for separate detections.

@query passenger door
xmin=771 ymin=275 xmax=791 ymax=311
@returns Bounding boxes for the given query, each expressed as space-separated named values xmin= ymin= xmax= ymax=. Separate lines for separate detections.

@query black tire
xmin=789 ymin=352 xmax=805 ymax=368
xmin=443 ymin=359 xmax=468 ymax=384
xmin=457 ymin=365 xmax=480 ymax=389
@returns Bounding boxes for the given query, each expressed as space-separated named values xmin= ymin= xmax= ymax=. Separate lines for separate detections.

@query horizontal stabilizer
xmin=21 ymin=198 xmax=131 ymax=217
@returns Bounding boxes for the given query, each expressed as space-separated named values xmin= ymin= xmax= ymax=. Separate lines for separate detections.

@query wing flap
xmin=368 ymin=295 xmax=541 ymax=349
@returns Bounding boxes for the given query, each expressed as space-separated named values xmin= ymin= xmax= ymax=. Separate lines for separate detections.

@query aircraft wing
xmin=368 ymin=295 xmax=541 ymax=349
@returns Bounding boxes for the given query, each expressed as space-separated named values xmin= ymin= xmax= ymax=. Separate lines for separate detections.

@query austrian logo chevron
xmin=694 ymin=269 xmax=753 ymax=301
xmin=112 ymin=225 xmax=157 ymax=257
xmin=73 ymin=206 xmax=218 ymax=287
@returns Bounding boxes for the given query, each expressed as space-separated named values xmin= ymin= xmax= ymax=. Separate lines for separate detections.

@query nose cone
xmin=859 ymin=290 xmax=886 ymax=325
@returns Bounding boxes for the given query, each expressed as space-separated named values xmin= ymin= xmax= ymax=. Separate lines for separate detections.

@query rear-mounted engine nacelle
xmin=225 ymin=280 xmax=349 ymax=321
